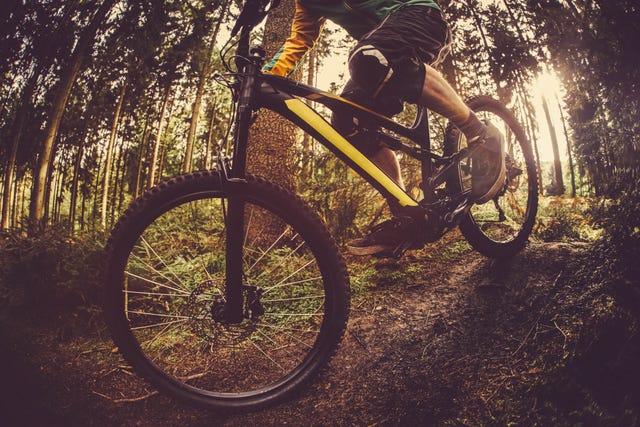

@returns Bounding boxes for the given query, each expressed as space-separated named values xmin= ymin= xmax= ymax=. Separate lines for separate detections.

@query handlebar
xmin=230 ymin=0 xmax=280 ymax=38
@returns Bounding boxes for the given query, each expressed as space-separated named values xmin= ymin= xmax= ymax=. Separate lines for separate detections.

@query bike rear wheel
xmin=444 ymin=95 xmax=538 ymax=258
xmin=105 ymin=171 xmax=349 ymax=410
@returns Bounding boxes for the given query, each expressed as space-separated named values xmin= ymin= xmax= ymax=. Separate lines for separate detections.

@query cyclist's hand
xmin=231 ymin=0 xmax=278 ymax=36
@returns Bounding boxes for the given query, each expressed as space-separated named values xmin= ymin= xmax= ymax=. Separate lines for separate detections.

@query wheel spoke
xmin=130 ymin=319 xmax=188 ymax=331
xmin=256 ymin=239 xmax=305 ymax=280
xmin=262 ymin=293 xmax=324 ymax=303
xmin=130 ymin=253 xmax=184 ymax=290
xmin=248 ymin=338 xmax=286 ymax=372
xmin=139 ymin=236 xmax=189 ymax=291
xmin=264 ymin=259 xmax=316 ymax=292
xmin=124 ymin=271 xmax=190 ymax=295
xmin=107 ymin=175 xmax=347 ymax=404
xmin=246 ymin=227 xmax=293 ymax=273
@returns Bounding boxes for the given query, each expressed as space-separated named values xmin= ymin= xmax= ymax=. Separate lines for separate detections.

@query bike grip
xmin=231 ymin=0 xmax=277 ymax=37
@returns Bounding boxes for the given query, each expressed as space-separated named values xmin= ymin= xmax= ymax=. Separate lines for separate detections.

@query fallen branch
xmin=512 ymin=271 xmax=564 ymax=357
xmin=113 ymin=391 xmax=159 ymax=403
xmin=92 ymin=373 xmax=206 ymax=403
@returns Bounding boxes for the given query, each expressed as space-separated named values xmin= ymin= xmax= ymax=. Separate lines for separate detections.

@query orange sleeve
xmin=263 ymin=1 xmax=325 ymax=76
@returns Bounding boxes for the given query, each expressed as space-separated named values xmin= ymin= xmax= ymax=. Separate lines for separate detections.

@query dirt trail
xmin=2 ymin=240 xmax=589 ymax=426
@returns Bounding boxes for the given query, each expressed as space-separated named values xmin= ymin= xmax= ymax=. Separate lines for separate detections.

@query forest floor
xmin=1 ymin=231 xmax=638 ymax=426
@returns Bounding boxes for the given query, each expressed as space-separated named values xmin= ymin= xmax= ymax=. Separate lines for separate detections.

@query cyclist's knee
xmin=348 ymin=44 xmax=425 ymax=103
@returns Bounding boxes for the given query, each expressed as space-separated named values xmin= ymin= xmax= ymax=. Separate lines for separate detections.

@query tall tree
xmin=541 ymin=95 xmax=564 ymax=195
xmin=556 ymin=94 xmax=576 ymax=197
xmin=100 ymin=82 xmax=127 ymax=228
xmin=183 ymin=0 xmax=230 ymax=173
xmin=148 ymin=85 xmax=172 ymax=188
xmin=247 ymin=0 xmax=300 ymax=191
xmin=29 ymin=0 xmax=119 ymax=233
xmin=1 ymin=76 xmax=37 ymax=230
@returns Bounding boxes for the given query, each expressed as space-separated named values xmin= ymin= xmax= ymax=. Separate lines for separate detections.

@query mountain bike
xmin=104 ymin=0 xmax=538 ymax=412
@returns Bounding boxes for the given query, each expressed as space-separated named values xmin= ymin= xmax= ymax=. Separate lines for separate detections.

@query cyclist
xmin=263 ymin=0 xmax=505 ymax=256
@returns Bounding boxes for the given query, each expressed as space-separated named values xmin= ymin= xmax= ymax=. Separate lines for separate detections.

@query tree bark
xmin=134 ymin=103 xmax=153 ymax=198
xmin=2 ymin=75 xmax=38 ymax=230
xmin=243 ymin=0 xmax=302 ymax=242
xmin=69 ymin=139 xmax=85 ymax=235
xmin=183 ymin=0 xmax=229 ymax=173
xmin=149 ymin=85 xmax=172 ymax=188
xmin=116 ymin=149 xmax=129 ymax=219
xmin=516 ymin=80 xmax=544 ymax=194
xmin=556 ymin=94 xmax=576 ymax=197
xmin=29 ymin=0 xmax=118 ymax=234
xmin=247 ymin=0 xmax=300 ymax=191
xmin=541 ymin=95 xmax=565 ymax=195
xmin=101 ymin=82 xmax=127 ymax=228
xmin=204 ymin=98 xmax=218 ymax=170
xmin=2 ymin=124 xmax=21 ymax=231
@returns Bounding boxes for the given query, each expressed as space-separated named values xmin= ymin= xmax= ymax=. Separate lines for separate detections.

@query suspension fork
xmin=223 ymin=52 xmax=261 ymax=323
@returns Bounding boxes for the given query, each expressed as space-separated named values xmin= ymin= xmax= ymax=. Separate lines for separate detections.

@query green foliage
xmin=298 ymin=150 xmax=383 ymax=242
xmin=589 ymin=184 xmax=640 ymax=284
xmin=535 ymin=196 xmax=600 ymax=242
xmin=0 ymin=227 xmax=105 ymax=314
xmin=527 ymin=0 xmax=640 ymax=199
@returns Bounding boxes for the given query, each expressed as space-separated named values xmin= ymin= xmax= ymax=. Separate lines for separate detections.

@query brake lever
xmin=230 ymin=0 xmax=275 ymax=37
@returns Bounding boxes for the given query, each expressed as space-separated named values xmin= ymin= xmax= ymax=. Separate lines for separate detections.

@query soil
xmin=1 ymin=236 xmax=638 ymax=426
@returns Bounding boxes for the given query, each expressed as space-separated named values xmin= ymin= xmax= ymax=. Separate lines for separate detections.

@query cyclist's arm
xmin=263 ymin=1 xmax=325 ymax=76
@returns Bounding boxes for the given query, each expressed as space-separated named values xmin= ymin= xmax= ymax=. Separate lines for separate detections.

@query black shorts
xmin=353 ymin=5 xmax=451 ymax=103
xmin=332 ymin=6 xmax=451 ymax=154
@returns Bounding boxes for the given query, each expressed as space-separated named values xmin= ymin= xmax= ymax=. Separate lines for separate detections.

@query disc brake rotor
xmin=184 ymin=279 xmax=256 ymax=346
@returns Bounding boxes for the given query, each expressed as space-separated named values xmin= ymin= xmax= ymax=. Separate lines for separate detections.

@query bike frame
xmin=222 ymin=27 xmax=471 ymax=320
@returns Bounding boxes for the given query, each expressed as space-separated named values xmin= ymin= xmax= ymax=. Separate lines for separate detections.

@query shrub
xmin=0 ymin=227 xmax=105 ymax=314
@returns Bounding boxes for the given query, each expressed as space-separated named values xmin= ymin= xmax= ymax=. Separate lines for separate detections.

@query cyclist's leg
xmin=349 ymin=5 xmax=504 ymax=204
xmin=345 ymin=6 xmax=503 ymax=256
xmin=330 ymin=81 xmax=405 ymax=215
xmin=349 ymin=6 xmax=483 ymax=140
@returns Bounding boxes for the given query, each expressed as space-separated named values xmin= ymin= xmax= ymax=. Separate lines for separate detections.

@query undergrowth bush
xmin=299 ymin=151 xmax=384 ymax=242
xmin=535 ymin=196 xmax=599 ymax=242
xmin=546 ymin=180 xmax=640 ymax=421
xmin=0 ymin=227 xmax=105 ymax=314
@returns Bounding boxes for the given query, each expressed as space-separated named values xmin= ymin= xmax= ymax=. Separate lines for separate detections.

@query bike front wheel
xmin=444 ymin=95 xmax=539 ymax=258
xmin=105 ymin=171 xmax=350 ymax=411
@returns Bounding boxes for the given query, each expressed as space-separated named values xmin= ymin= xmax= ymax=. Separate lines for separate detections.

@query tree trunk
xmin=134 ymin=103 xmax=153 ymax=198
xmin=149 ymin=85 xmax=172 ymax=188
xmin=183 ymin=0 xmax=229 ymax=173
xmin=556 ymin=94 xmax=576 ymax=197
xmin=2 ymin=125 xmax=20 ymax=230
xmin=110 ymin=141 xmax=126 ymax=224
xmin=69 ymin=139 xmax=85 ymax=235
xmin=54 ymin=162 xmax=67 ymax=223
xmin=244 ymin=0 xmax=301 ymax=242
xmin=92 ymin=146 xmax=105 ymax=230
xmin=541 ymin=95 xmax=565 ymax=195
xmin=116 ymin=150 xmax=129 ymax=219
xmin=158 ymin=141 xmax=168 ymax=182
xmin=101 ymin=82 xmax=127 ymax=229
xmin=12 ymin=175 xmax=22 ymax=230
xmin=29 ymin=0 xmax=117 ymax=234
xmin=516 ymin=80 xmax=544 ymax=193
xmin=204 ymin=98 xmax=218 ymax=170
xmin=3 ymin=75 xmax=37 ymax=230
xmin=157 ymin=90 xmax=178 ymax=182
xmin=247 ymin=0 xmax=300 ymax=191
